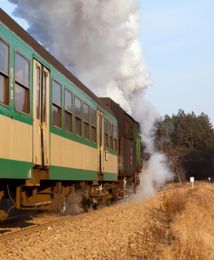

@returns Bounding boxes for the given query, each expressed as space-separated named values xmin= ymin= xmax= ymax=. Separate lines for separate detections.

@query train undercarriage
xmin=0 ymin=169 xmax=138 ymax=221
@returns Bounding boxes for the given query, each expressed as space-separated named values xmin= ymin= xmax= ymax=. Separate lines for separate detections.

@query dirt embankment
xmin=0 ymin=182 xmax=213 ymax=259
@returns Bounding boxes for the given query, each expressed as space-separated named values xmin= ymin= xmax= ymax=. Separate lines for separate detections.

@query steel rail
xmin=0 ymin=215 xmax=71 ymax=242
xmin=0 ymin=207 xmax=108 ymax=242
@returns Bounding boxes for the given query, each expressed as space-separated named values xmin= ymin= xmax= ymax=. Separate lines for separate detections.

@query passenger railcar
xmin=0 ymin=9 xmax=143 ymax=219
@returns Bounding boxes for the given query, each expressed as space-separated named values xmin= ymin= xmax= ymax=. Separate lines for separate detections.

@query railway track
xmin=0 ymin=215 xmax=71 ymax=242
xmin=0 ymin=185 xmax=188 ymax=242
xmin=0 ymin=201 xmax=115 ymax=242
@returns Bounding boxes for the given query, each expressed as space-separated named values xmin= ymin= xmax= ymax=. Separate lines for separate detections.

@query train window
xmin=65 ymin=89 xmax=73 ymax=113
xmin=65 ymin=111 xmax=72 ymax=132
xmin=104 ymin=118 xmax=108 ymax=132
xmin=114 ymin=139 xmax=118 ymax=151
xmin=109 ymin=123 xmax=113 ymax=149
xmin=74 ymin=96 xmax=82 ymax=117
xmin=109 ymin=122 xmax=113 ymax=136
xmin=83 ymin=103 xmax=90 ymax=139
xmin=0 ymin=40 xmax=9 ymax=106
xmin=52 ymin=80 xmax=61 ymax=107
xmin=15 ymin=84 xmax=30 ymax=113
xmin=113 ymin=125 xmax=118 ymax=151
xmin=15 ymin=52 xmax=29 ymax=87
xmin=83 ymin=103 xmax=89 ymax=122
xmin=0 ymin=75 xmax=9 ymax=105
xmin=52 ymin=105 xmax=62 ymax=127
xmin=15 ymin=52 xmax=30 ymax=114
xmin=90 ymin=108 xmax=97 ymax=143
xmin=110 ymin=138 xmax=113 ymax=149
xmin=0 ymin=40 xmax=9 ymax=75
xmin=75 ymin=117 xmax=82 ymax=136
xmin=52 ymin=80 xmax=62 ymax=128
xmin=104 ymin=118 xmax=109 ymax=147
xmin=105 ymin=134 xmax=109 ymax=147
xmin=84 ymin=122 xmax=90 ymax=139
xmin=113 ymin=125 xmax=117 ymax=138
xmin=64 ymin=89 xmax=73 ymax=132
xmin=74 ymin=96 xmax=82 ymax=136
xmin=90 ymin=108 xmax=96 ymax=124
xmin=91 ymin=125 xmax=96 ymax=143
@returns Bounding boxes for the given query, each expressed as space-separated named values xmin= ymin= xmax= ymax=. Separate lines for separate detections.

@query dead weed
xmin=127 ymin=183 xmax=214 ymax=260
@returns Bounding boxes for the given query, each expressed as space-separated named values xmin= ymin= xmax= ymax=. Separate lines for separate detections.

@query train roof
xmin=0 ymin=8 xmax=115 ymax=118
xmin=99 ymin=97 xmax=140 ymax=126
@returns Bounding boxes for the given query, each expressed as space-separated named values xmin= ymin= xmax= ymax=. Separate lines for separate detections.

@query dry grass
xmin=127 ymin=182 xmax=214 ymax=260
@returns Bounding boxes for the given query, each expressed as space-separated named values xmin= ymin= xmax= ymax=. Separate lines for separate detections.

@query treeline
xmin=154 ymin=110 xmax=214 ymax=181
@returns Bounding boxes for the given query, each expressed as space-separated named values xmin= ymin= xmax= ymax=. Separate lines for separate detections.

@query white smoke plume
xmin=139 ymin=152 xmax=174 ymax=198
xmin=9 ymin=0 xmax=150 ymax=114
xmin=9 ymin=0 xmax=173 ymax=197
xmin=131 ymin=98 xmax=174 ymax=198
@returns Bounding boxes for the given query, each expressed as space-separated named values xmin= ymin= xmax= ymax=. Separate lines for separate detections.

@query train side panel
xmin=0 ymin=17 xmax=118 ymax=183
xmin=50 ymin=133 xmax=98 ymax=180
xmin=99 ymin=97 xmax=143 ymax=186
xmin=0 ymin=19 xmax=33 ymax=179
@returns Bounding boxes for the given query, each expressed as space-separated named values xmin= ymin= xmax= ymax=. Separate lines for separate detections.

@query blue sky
xmin=140 ymin=1 xmax=214 ymax=125
xmin=1 ymin=0 xmax=214 ymax=125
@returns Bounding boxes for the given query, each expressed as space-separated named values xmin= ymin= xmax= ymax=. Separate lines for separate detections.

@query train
xmin=0 ymin=8 xmax=143 ymax=220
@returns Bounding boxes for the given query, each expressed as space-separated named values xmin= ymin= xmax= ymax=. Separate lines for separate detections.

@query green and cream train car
xmin=0 ymin=9 xmax=118 ymax=218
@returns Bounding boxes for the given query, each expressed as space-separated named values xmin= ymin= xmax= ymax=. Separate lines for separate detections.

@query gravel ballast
xmin=0 ymin=197 xmax=156 ymax=259
xmin=1 ymin=182 xmax=213 ymax=260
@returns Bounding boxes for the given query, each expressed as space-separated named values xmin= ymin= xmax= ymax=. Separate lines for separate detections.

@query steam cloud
xmin=9 ymin=0 xmax=173 ymax=197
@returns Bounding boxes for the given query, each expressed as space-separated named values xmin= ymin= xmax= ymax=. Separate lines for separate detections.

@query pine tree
xmin=154 ymin=110 xmax=214 ymax=180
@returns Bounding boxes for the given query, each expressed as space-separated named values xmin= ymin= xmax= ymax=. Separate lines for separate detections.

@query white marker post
xmin=208 ymin=177 xmax=211 ymax=183
xmin=190 ymin=177 xmax=195 ymax=189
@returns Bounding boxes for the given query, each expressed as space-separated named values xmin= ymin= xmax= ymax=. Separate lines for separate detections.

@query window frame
xmin=74 ymin=95 xmax=82 ymax=136
xmin=0 ymin=38 xmax=10 ymax=107
xmin=109 ymin=122 xmax=113 ymax=149
xmin=64 ymin=88 xmax=73 ymax=133
xmin=52 ymin=79 xmax=62 ymax=128
xmin=104 ymin=118 xmax=109 ymax=147
xmin=83 ymin=102 xmax=90 ymax=140
xmin=14 ymin=50 xmax=30 ymax=115
xmin=113 ymin=125 xmax=118 ymax=151
xmin=90 ymin=108 xmax=97 ymax=143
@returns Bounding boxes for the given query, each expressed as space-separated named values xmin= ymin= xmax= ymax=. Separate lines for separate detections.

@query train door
xmin=33 ymin=60 xmax=50 ymax=166
xmin=97 ymin=111 xmax=104 ymax=177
